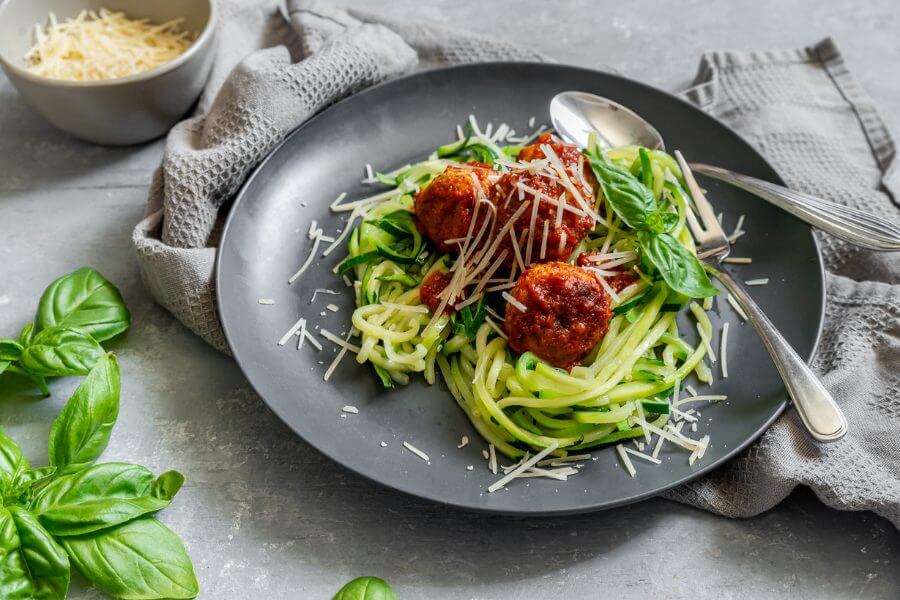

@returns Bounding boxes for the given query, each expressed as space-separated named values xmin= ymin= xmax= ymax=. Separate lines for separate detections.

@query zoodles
xmin=328 ymin=120 xmax=718 ymax=460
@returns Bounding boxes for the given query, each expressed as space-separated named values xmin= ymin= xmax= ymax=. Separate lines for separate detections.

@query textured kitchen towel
xmin=132 ymin=3 xmax=900 ymax=525
xmin=664 ymin=39 xmax=900 ymax=526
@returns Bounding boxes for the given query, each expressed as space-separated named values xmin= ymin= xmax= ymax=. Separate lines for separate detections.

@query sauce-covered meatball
xmin=504 ymin=262 xmax=611 ymax=369
xmin=419 ymin=271 xmax=456 ymax=314
xmin=517 ymin=133 xmax=597 ymax=193
xmin=491 ymin=134 xmax=597 ymax=265
xmin=414 ymin=163 xmax=494 ymax=254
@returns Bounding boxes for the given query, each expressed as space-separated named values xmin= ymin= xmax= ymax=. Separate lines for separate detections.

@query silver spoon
xmin=550 ymin=91 xmax=900 ymax=251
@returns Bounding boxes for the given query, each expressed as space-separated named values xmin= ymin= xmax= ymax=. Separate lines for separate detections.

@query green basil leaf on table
xmin=0 ymin=506 xmax=31 ymax=600
xmin=48 ymin=353 xmax=119 ymax=474
xmin=150 ymin=471 xmax=185 ymax=502
xmin=9 ymin=467 xmax=56 ymax=494
xmin=18 ymin=324 xmax=35 ymax=348
xmin=31 ymin=463 xmax=170 ymax=537
xmin=0 ymin=339 xmax=23 ymax=362
xmin=35 ymin=267 xmax=130 ymax=343
xmin=0 ymin=428 xmax=29 ymax=481
xmin=60 ymin=516 xmax=199 ymax=600
xmin=7 ymin=506 xmax=70 ymax=600
xmin=637 ymin=231 xmax=718 ymax=298
xmin=18 ymin=327 xmax=104 ymax=378
xmin=333 ymin=576 xmax=398 ymax=600
xmin=586 ymin=155 xmax=658 ymax=230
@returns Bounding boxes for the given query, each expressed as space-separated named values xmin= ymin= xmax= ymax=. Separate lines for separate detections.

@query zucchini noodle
xmin=331 ymin=123 xmax=714 ymax=459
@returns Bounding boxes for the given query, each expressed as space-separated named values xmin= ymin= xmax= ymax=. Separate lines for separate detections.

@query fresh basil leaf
xmin=61 ymin=516 xmax=199 ymax=599
xmin=150 ymin=471 xmax=184 ymax=502
xmin=0 ymin=340 xmax=23 ymax=362
xmin=48 ymin=353 xmax=119 ymax=474
xmin=18 ymin=324 xmax=35 ymax=348
xmin=7 ymin=507 xmax=69 ymax=600
xmin=18 ymin=327 xmax=104 ymax=378
xmin=637 ymin=232 xmax=718 ymax=298
xmin=0 ymin=429 xmax=29 ymax=481
xmin=644 ymin=210 xmax=678 ymax=234
xmin=10 ymin=467 xmax=56 ymax=494
xmin=0 ymin=361 xmax=9 ymax=378
xmin=333 ymin=576 xmax=398 ymax=600
xmin=31 ymin=463 xmax=169 ymax=537
xmin=587 ymin=155 xmax=658 ymax=229
xmin=35 ymin=267 xmax=130 ymax=343
xmin=0 ymin=506 xmax=31 ymax=600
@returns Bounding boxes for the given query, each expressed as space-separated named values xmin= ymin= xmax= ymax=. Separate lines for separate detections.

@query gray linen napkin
xmin=665 ymin=40 xmax=900 ymax=526
xmin=132 ymin=1 xmax=900 ymax=526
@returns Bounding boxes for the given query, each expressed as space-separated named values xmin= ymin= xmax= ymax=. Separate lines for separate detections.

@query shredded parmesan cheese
xmin=488 ymin=444 xmax=498 ymax=475
xmin=403 ymin=441 xmax=430 ymax=462
xmin=502 ymin=291 xmax=527 ymax=313
xmin=720 ymin=322 xmax=730 ymax=378
xmin=616 ymin=445 xmax=636 ymax=477
xmin=322 ymin=330 xmax=356 ymax=381
xmin=310 ymin=288 xmax=340 ymax=302
xmin=488 ymin=443 xmax=558 ymax=492
xmin=278 ymin=317 xmax=306 ymax=346
xmin=624 ymin=446 xmax=662 ymax=465
xmin=288 ymin=235 xmax=322 ymax=284
xmin=726 ymin=294 xmax=750 ymax=321
xmin=25 ymin=9 xmax=194 ymax=82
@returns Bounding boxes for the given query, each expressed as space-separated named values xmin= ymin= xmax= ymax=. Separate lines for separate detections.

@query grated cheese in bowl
xmin=24 ymin=9 xmax=195 ymax=82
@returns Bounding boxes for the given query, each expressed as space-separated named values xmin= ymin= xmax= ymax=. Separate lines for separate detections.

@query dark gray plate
xmin=217 ymin=63 xmax=824 ymax=515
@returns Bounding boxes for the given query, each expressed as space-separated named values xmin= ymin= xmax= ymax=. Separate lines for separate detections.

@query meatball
xmin=488 ymin=134 xmax=599 ymax=266
xmin=414 ymin=163 xmax=495 ymax=253
xmin=491 ymin=168 xmax=594 ymax=265
xmin=504 ymin=262 xmax=611 ymax=369
xmin=517 ymin=133 xmax=597 ymax=194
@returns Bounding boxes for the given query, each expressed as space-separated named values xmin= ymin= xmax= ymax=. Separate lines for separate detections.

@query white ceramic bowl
xmin=0 ymin=0 xmax=217 ymax=145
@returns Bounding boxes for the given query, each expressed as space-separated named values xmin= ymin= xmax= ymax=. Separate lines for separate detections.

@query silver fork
xmin=675 ymin=151 xmax=848 ymax=442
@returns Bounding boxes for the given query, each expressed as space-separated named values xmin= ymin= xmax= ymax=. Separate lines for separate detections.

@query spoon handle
xmin=691 ymin=163 xmax=900 ymax=251
xmin=705 ymin=263 xmax=848 ymax=442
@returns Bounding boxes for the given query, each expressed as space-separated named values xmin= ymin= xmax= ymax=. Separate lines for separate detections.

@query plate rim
xmin=215 ymin=61 xmax=826 ymax=516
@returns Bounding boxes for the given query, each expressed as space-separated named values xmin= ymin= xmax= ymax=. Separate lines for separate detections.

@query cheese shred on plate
xmin=24 ymin=9 xmax=195 ymax=82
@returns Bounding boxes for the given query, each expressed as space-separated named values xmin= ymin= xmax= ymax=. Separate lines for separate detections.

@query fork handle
xmin=691 ymin=163 xmax=900 ymax=251
xmin=705 ymin=263 xmax=848 ymax=442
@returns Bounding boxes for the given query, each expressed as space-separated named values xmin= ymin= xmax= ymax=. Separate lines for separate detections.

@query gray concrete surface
xmin=1 ymin=1 xmax=898 ymax=598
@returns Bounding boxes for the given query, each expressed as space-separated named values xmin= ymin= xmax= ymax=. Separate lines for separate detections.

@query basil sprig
xmin=333 ymin=576 xmax=398 ymax=600
xmin=0 ymin=267 xmax=130 ymax=395
xmin=0 ymin=354 xmax=198 ymax=599
xmin=586 ymin=150 xmax=718 ymax=298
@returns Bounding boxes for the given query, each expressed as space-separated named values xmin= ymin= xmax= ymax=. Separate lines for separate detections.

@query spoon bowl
xmin=550 ymin=90 xmax=665 ymax=151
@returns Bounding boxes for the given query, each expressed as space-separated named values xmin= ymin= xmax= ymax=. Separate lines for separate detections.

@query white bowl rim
xmin=0 ymin=0 xmax=217 ymax=88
